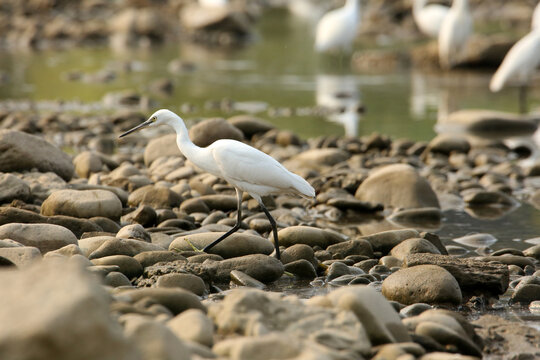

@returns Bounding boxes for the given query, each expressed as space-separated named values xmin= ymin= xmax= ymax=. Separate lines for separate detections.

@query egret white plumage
xmin=438 ymin=0 xmax=473 ymax=70
xmin=315 ymin=0 xmax=359 ymax=53
xmin=489 ymin=29 xmax=540 ymax=113
xmin=413 ymin=0 xmax=449 ymax=38
xmin=198 ymin=0 xmax=227 ymax=7
xmin=119 ymin=109 xmax=315 ymax=260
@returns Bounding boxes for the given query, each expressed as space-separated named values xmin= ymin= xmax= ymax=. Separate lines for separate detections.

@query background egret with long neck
xmin=119 ymin=109 xmax=315 ymax=260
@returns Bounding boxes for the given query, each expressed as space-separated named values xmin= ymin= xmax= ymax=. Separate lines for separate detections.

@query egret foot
xmin=184 ymin=238 xmax=204 ymax=253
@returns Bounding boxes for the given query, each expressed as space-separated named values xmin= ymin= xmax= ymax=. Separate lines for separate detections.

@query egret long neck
xmin=169 ymin=116 xmax=217 ymax=174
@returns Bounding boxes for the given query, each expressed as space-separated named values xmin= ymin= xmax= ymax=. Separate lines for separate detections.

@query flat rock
xmin=134 ymin=250 xmax=187 ymax=268
xmin=41 ymin=189 xmax=122 ymax=220
xmin=442 ymin=110 xmax=538 ymax=138
xmin=0 ymin=223 xmax=77 ymax=254
xmin=120 ymin=287 xmax=205 ymax=315
xmin=355 ymin=164 xmax=440 ymax=209
xmin=404 ymin=253 xmax=509 ymax=295
xmin=275 ymin=226 xmax=344 ymax=249
xmin=0 ymin=129 xmax=74 ymax=181
xmin=169 ymin=232 xmax=274 ymax=258
xmin=91 ymin=255 xmax=143 ymax=278
xmin=382 ymin=265 xmax=462 ymax=305
xmin=87 ymin=237 xmax=164 ymax=259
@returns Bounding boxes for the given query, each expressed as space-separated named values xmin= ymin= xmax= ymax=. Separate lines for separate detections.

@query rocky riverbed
xmin=0 ymin=109 xmax=539 ymax=359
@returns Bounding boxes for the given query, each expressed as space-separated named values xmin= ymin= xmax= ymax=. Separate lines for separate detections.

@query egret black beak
xmin=118 ymin=119 xmax=153 ymax=138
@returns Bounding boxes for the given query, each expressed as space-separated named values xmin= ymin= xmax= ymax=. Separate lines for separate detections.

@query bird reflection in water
xmin=315 ymin=74 xmax=363 ymax=137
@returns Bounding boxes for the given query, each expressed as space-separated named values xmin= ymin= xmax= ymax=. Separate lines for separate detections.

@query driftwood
xmin=404 ymin=253 xmax=509 ymax=296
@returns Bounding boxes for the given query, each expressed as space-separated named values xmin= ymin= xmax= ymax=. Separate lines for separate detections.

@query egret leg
xmin=203 ymin=189 xmax=243 ymax=253
xmin=519 ymin=85 xmax=528 ymax=114
xmin=258 ymin=201 xmax=281 ymax=260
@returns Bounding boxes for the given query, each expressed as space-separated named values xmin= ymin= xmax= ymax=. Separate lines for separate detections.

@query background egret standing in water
xmin=413 ymin=0 xmax=449 ymax=38
xmin=438 ymin=0 xmax=472 ymax=70
xmin=315 ymin=0 xmax=359 ymax=53
xmin=119 ymin=109 xmax=315 ymax=260
xmin=489 ymin=18 xmax=540 ymax=113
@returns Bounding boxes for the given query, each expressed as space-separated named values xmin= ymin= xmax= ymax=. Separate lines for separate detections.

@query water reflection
xmin=316 ymin=74 xmax=362 ymax=136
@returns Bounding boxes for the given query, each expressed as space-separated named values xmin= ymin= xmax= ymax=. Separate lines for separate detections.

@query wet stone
xmin=283 ymin=259 xmax=317 ymax=279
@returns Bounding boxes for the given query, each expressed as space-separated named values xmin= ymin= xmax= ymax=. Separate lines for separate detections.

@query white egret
xmin=315 ymin=0 xmax=359 ymax=53
xmin=489 ymin=29 xmax=540 ymax=113
xmin=533 ymin=2 xmax=540 ymax=30
xmin=119 ymin=109 xmax=315 ymax=260
xmin=413 ymin=0 xmax=449 ymax=38
xmin=438 ymin=0 xmax=473 ymax=70
xmin=198 ymin=0 xmax=227 ymax=7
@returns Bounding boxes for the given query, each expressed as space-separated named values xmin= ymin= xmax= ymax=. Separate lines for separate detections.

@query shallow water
xmin=0 ymin=7 xmax=539 ymax=289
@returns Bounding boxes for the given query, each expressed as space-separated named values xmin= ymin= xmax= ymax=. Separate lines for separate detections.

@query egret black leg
xmin=203 ymin=189 xmax=243 ymax=253
xmin=519 ymin=85 xmax=528 ymax=114
xmin=259 ymin=201 xmax=280 ymax=260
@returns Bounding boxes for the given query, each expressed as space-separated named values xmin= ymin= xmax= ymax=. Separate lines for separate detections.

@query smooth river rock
xmin=169 ymin=231 xmax=274 ymax=258
xmin=41 ymin=189 xmax=122 ymax=220
xmin=382 ymin=265 xmax=462 ymax=305
xmin=0 ymin=223 xmax=78 ymax=254
xmin=0 ymin=129 xmax=74 ymax=181
xmin=355 ymin=164 xmax=440 ymax=209
xmin=275 ymin=226 xmax=344 ymax=249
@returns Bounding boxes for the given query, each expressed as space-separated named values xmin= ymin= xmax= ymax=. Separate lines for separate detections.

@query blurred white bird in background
xmin=490 ymin=6 xmax=540 ymax=114
xmin=438 ymin=0 xmax=473 ymax=70
xmin=316 ymin=74 xmax=362 ymax=136
xmin=198 ymin=0 xmax=227 ymax=8
xmin=413 ymin=0 xmax=449 ymax=38
xmin=315 ymin=0 xmax=360 ymax=53
xmin=533 ymin=2 xmax=540 ymax=29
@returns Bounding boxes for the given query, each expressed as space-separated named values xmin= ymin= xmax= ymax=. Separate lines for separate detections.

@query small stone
xmin=283 ymin=259 xmax=317 ymax=279
xmin=156 ymin=273 xmax=207 ymax=296
xmin=167 ymin=308 xmax=214 ymax=347
xmin=91 ymin=255 xmax=143 ymax=279
xmin=120 ymin=287 xmax=205 ymax=315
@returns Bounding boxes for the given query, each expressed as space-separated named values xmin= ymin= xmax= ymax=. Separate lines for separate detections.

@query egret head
xmin=118 ymin=109 xmax=178 ymax=138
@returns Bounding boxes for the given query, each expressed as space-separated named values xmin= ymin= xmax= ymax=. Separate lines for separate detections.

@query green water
xmin=0 ymin=8 xmax=536 ymax=141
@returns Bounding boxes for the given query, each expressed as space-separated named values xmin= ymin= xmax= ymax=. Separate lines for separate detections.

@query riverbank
xmin=0 ymin=109 xmax=539 ymax=358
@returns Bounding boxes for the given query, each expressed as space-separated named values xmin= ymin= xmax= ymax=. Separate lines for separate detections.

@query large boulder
xmin=355 ymin=164 xmax=439 ymax=209
xmin=41 ymin=189 xmax=122 ymax=220
xmin=0 ymin=223 xmax=78 ymax=254
xmin=0 ymin=260 xmax=137 ymax=359
xmin=0 ymin=130 xmax=74 ymax=181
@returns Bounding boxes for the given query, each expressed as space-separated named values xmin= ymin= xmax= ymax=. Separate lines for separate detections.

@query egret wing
xmin=209 ymin=140 xmax=300 ymax=190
